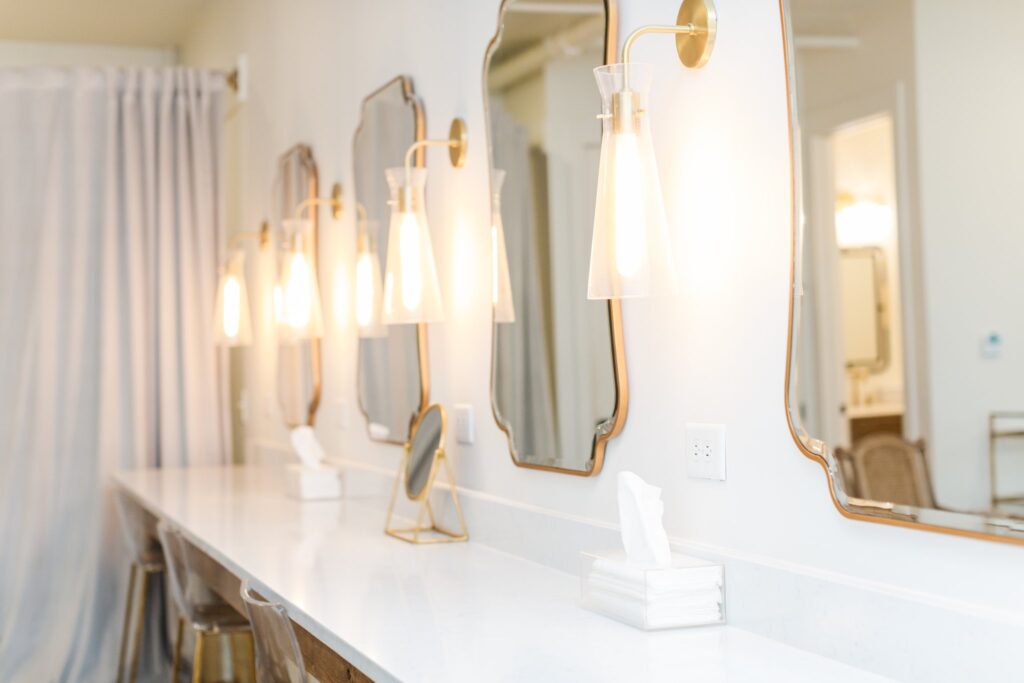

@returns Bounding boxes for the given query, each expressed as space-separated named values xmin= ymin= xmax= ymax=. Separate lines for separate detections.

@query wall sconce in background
xmin=278 ymin=218 xmax=324 ymax=341
xmin=275 ymin=183 xmax=343 ymax=342
xmin=587 ymin=0 xmax=717 ymax=300
xmin=213 ymin=222 xmax=269 ymax=346
xmin=490 ymin=169 xmax=515 ymax=323
xmin=382 ymin=118 xmax=468 ymax=325
xmin=354 ymin=203 xmax=387 ymax=338
xmin=834 ymin=192 xmax=893 ymax=248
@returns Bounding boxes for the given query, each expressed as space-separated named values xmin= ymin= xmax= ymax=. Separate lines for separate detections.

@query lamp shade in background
xmin=277 ymin=218 xmax=324 ymax=341
xmin=355 ymin=221 xmax=387 ymax=338
xmin=491 ymin=169 xmax=515 ymax=323
xmin=588 ymin=63 xmax=675 ymax=300
xmin=381 ymin=167 xmax=444 ymax=324
xmin=212 ymin=250 xmax=253 ymax=346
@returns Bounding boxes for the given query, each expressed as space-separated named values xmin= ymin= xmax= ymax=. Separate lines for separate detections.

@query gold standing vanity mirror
xmin=484 ymin=0 xmax=627 ymax=476
xmin=782 ymin=0 xmax=1024 ymax=544
xmin=274 ymin=145 xmax=323 ymax=427
xmin=352 ymin=76 xmax=429 ymax=445
xmin=385 ymin=404 xmax=468 ymax=544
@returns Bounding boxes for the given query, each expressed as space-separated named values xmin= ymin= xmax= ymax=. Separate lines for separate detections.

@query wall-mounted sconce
xmin=587 ymin=0 xmax=717 ymax=300
xmin=490 ymin=169 xmax=515 ymax=324
xmin=213 ymin=222 xmax=270 ymax=347
xmin=275 ymin=183 xmax=343 ymax=342
xmin=354 ymin=203 xmax=387 ymax=338
xmin=382 ymin=118 xmax=468 ymax=325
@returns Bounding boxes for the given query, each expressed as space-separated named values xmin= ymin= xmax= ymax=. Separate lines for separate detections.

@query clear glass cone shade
xmin=381 ymin=167 xmax=444 ymax=324
xmin=491 ymin=169 xmax=515 ymax=323
xmin=277 ymin=218 xmax=324 ymax=341
xmin=355 ymin=223 xmax=387 ymax=338
xmin=212 ymin=250 xmax=253 ymax=346
xmin=588 ymin=63 xmax=676 ymax=299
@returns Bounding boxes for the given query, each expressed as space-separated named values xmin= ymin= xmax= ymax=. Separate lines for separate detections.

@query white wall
xmin=181 ymin=1 xmax=1024 ymax=679
xmin=915 ymin=0 xmax=1024 ymax=510
xmin=0 ymin=39 xmax=175 ymax=67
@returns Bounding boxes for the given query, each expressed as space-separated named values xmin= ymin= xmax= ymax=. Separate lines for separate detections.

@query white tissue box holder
xmin=580 ymin=550 xmax=725 ymax=630
xmin=284 ymin=464 xmax=343 ymax=501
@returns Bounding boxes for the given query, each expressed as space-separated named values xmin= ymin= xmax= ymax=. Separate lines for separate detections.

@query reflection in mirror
xmin=485 ymin=0 xmax=625 ymax=476
xmin=785 ymin=0 xmax=1024 ymax=542
xmin=353 ymin=76 xmax=428 ymax=444
xmin=406 ymin=404 xmax=444 ymax=500
xmin=274 ymin=145 xmax=321 ymax=427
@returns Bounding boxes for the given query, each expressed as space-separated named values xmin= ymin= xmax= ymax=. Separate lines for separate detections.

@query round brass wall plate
xmin=448 ymin=118 xmax=468 ymax=168
xmin=676 ymin=0 xmax=717 ymax=68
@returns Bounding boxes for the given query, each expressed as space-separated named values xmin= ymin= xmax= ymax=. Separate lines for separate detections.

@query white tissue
xmin=290 ymin=426 xmax=326 ymax=469
xmin=617 ymin=472 xmax=672 ymax=568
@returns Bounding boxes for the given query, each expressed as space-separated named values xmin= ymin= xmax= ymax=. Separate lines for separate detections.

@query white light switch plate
xmin=455 ymin=404 xmax=475 ymax=445
xmin=686 ymin=423 xmax=726 ymax=481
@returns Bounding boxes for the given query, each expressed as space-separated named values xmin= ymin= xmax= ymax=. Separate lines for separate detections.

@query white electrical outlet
xmin=686 ymin=423 xmax=726 ymax=480
xmin=455 ymin=404 xmax=475 ymax=445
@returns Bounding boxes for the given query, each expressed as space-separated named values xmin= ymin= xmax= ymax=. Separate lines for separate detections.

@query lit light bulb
xmin=223 ymin=274 xmax=241 ymax=338
xmin=283 ymin=252 xmax=314 ymax=330
xmin=611 ymin=129 xmax=645 ymax=278
xmin=398 ymin=210 xmax=422 ymax=311
xmin=355 ymin=251 xmax=375 ymax=327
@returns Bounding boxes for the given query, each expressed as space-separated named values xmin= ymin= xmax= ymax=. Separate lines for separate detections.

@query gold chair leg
xmin=191 ymin=630 xmax=204 ymax=683
xmin=128 ymin=568 xmax=150 ymax=683
xmin=171 ymin=617 xmax=185 ymax=683
xmin=116 ymin=563 xmax=139 ymax=683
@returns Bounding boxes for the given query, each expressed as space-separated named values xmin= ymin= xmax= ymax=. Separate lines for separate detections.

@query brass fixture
xmin=621 ymin=0 xmax=717 ymax=71
xmin=399 ymin=118 xmax=468 ymax=211
xmin=385 ymin=404 xmax=468 ymax=544
xmin=292 ymin=181 xmax=343 ymax=221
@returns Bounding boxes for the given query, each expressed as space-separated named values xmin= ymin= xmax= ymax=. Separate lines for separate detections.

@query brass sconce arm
xmin=227 ymin=221 xmax=271 ymax=250
xmin=620 ymin=0 xmax=718 ymax=78
xmin=396 ymin=118 xmax=468 ymax=211
xmin=292 ymin=182 xmax=344 ymax=221
xmin=402 ymin=118 xmax=469 ymax=178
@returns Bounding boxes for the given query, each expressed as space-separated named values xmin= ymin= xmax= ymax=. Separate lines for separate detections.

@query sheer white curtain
xmin=0 ymin=67 xmax=228 ymax=681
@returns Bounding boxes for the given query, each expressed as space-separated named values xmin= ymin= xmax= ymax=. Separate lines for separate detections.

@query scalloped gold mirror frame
xmin=779 ymin=0 xmax=1024 ymax=547
xmin=483 ymin=0 xmax=628 ymax=477
xmin=276 ymin=144 xmax=322 ymax=427
xmin=352 ymin=75 xmax=430 ymax=445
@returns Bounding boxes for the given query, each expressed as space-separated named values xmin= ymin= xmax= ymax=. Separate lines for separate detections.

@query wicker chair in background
xmin=843 ymin=435 xmax=935 ymax=508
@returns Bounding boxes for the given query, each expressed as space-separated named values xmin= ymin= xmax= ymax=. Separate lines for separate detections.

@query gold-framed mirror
xmin=274 ymin=144 xmax=322 ymax=427
xmin=483 ymin=0 xmax=627 ymax=476
xmin=385 ymin=403 xmax=468 ymax=544
xmin=352 ymin=75 xmax=430 ymax=445
xmin=781 ymin=0 xmax=1024 ymax=544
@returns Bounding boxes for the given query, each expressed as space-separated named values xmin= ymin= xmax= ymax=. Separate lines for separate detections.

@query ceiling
xmin=0 ymin=0 xmax=215 ymax=48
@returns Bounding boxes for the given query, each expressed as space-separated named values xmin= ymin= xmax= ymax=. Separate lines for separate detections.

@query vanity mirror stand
xmin=385 ymin=404 xmax=467 ymax=544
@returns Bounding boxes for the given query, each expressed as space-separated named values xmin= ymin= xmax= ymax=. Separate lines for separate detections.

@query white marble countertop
xmin=114 ymin=466 xmax=890 ymax=683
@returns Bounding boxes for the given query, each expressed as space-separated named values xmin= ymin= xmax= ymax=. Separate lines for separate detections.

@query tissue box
xmin=284 ymin=464 xmax=343 ymax=501
xmin=580 ymin=550 xmax=724 ymax=630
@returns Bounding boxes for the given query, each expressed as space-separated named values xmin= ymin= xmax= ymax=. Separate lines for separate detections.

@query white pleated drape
xmin=0 ymin=67 xmax=228 ymax=682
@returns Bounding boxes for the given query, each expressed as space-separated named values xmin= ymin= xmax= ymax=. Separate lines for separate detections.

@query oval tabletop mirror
xmin=406 ymin=403 xmax=445 ymax=501
xmin=782 ymin=0 xmax=1024 ymax=544
xmin=274 ymin=144 xmax=322 ymax=427
xmin=484 ymin=0 xmax=626 ymax=476
xmin=352 ymin=76 xmax=429 ymax=444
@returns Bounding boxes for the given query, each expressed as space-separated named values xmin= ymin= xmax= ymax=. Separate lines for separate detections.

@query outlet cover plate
xmin=455 ymin=404 xmax=475 ymax=445
xmin=686 ymin=423 xmax=726 ymax=480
